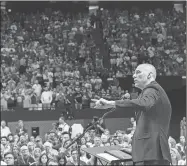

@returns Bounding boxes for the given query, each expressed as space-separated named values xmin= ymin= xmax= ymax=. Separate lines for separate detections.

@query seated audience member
xmin=4 ymin=152 xmax=17 ymax=166
xmin=1 ymin=137 xmax=11 ymax=154
xmin=17 ymin=145 xmax=36 ymax=166
xmin=38 ymin=153 xmax=49 ymax=166
xmin=57 ymin=155 xmax=67 ymax=166
xmin=66 ymin=149 xmax=87 ymax=166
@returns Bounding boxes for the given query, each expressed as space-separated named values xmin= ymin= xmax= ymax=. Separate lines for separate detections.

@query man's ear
xmin=147 ymin=72 xmax=152 ymax=79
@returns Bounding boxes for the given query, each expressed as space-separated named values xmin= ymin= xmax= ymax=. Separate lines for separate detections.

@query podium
xmin=82 ymin=145 xmax=132 ymax=166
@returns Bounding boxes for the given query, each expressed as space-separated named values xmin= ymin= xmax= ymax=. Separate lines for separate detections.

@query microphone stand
xmin=65 ymin=107 xmax=115 ymax=166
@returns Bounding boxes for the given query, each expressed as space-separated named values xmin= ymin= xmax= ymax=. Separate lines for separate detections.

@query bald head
xmin=137 ymin=64 xmax=157 ymax=80
xmin=133 ymin=64 xmax=157 ymax=90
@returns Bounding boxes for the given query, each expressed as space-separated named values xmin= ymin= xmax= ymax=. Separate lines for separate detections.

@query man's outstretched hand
xmin=91 ymin=98 xmax=115 ymax=109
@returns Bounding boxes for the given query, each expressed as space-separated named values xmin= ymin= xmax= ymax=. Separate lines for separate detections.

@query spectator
xmin=43 ymin=141 xmax=58 ymax=161
xmin=4 ymin=152 xmax=16 ymax=166
xmin=176 ymin=136 xmax=186 ymax=158
xmin=32 ymin=80 xmax=42 ymax=103
xmin=17 ymin=145 xmax=36 ymax=166
xmin=33 ymin=148 xmax=41 ymax=165
xmin=15 ymin=120 xmax=28 ymax=136
xmin=57 ymin=155 xmax=67 ymax=166
xmin=35 ymin=137 xmax=44 ymax=152
xmin=180 ymin=117 xmax=186 ymax=138
xmin=57 ymin=116 xmax=70 ymax=135
xmin=1 ymin=120 xmax=11 ymax=137
xmin=38 ymin=153 xmax=49 ymax=166
xmin=27 ymin=142 xmax=35 ymax=158
xmin=0 ymin=5 xmax=186 ymax=166
xmin=169 ymin=137 xmax=181 ymax=165
xmin=126 ymin=117 xmax=136 ymax=138
xmin=117 ymin=132 xmax=129 ymax=148
xmin=93 ymin=137 xmax=103 ymax=147
xmin=41 ymin=87 xmax=53 ymax=110
xmin=66 ymin=149 xmax=86 ymax=166
xmin=1 ymin=137 xmax=11 ymax=154
xmin=85 ymin=117 xmax=105 ymax=136
xmin=101 ymin=134 xmax=110 ymax=146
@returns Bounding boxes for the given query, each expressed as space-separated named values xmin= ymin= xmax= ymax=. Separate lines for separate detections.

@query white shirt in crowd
xmin=32 ymin=84 xmax=42 ymax=96
xmin=1 ymin=126 xmax=11 ymax=137
xmin=1 ymin=161 xmax=7 ymax=166
xmin=41 ymin=91 xmax=53 ymax=104
xmin=58 ymin=123 xmax=70 ymax=134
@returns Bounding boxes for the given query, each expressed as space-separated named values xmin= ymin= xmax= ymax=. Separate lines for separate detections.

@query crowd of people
xmin=0 ymin=4 xmax=186 ymax=166
xmin=1 ymin=116 xmax=186 ymax=166
xmin=104 ymin=8 xmax=186 ymax=76
xmin=0 ymin=7 xmax=186 ymax=112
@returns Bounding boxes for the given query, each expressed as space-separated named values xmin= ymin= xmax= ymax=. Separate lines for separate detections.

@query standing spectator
xmin=74 ymin=89 xmax=83 ymax=110
xmin=15 ymin=120 xmax=28 ymax=136
xmin=1 ymin=91 xmax=8 ymax=111
xmin=169 ymin=137 xmax=181 ymax=166
xmin=57 ymin=116 xmax=70 ymax=135
xmin=126 ymin=117 xmax=136 ymax=138
xmin=176 ymin=136 xmax=186 ymax=157
xmin=1 ymin=120 xmax=11 ymax=137
xmin=41 ymin=87 xmax=53 ymax=110
xmin=85 ymin=117 xmax=105 ymax=136
xmin=180 ymin=117 xmax=186 ymax=138
xmin=32 ymin=80 xmax=42 ymax=102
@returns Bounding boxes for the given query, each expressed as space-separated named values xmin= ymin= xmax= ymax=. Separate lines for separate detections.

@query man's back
xmin=132 ymin=81 xmax=172 ymax=162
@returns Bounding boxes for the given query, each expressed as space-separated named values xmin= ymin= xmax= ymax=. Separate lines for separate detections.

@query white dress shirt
xmin=1 ymin=126 xmax=11 ymax=137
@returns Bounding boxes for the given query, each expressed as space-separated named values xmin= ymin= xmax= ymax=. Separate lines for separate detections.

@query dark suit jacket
xmin=115 ymin=81 xmax=172 ymax=163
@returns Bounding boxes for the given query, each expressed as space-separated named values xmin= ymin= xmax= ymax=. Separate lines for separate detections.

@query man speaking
xmin=93 ymin=64 xmax=172 ymax=165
